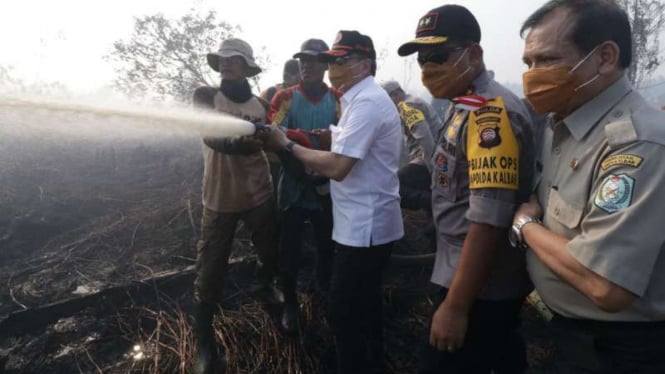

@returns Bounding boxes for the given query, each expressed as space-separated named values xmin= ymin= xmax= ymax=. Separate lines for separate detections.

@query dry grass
xmin=110 ymin=291 xmax=332 ymax=374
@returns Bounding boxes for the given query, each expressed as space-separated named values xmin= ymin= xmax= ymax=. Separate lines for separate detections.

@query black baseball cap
xmin=293 ymin=38 xmax=330 ymax=59
xmin=319 ymin=30 xmax=376 ymax=62
xmin=397 ymin=5 xmax=481 ymax=56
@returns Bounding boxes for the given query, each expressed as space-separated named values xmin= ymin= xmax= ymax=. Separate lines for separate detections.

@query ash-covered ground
xmin=0 ymin=127 xmax=553 ymax=373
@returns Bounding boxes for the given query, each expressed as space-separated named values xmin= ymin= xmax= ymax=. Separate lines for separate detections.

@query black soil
xmin=0 ymin=132 xmax=553 ymax=373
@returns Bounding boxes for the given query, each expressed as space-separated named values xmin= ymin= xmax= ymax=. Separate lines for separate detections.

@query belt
xmin=551 ymin=312 xmax=665 ymax=333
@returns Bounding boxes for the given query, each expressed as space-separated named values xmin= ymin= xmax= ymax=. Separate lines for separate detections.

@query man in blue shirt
xmin=268 ymin=38 xmax=342 ymax=335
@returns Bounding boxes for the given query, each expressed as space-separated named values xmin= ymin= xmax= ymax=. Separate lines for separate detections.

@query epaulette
xmin=605 ymin=111 xmax=638 ymax=150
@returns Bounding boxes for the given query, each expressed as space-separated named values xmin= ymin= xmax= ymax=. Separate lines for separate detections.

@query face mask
xmin=522 ymin=46 xmax=600 ymax=114
xmin=328 ymin=60 xmax=363 ymax=91
xmin=421 ymin=49 xmax=471 ymax=99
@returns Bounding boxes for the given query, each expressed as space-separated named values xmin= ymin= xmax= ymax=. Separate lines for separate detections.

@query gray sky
xmin=1 ymin=0 xmax=663 ymax=97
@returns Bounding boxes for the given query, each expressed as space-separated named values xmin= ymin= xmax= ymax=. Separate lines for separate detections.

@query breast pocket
xmin=546 ymin=188 xmax=583 ymax=230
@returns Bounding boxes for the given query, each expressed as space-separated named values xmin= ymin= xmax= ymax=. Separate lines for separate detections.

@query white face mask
xmin=453 ymin=48 xmax=471 ymax=79
xmin=570 ymin=45 xmax=601 ymax=92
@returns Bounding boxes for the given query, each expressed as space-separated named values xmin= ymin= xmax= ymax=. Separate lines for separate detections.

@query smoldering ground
xmin=0 ymin=94 xmax=553 ymax=373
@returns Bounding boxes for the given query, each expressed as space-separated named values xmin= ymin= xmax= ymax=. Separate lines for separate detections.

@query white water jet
xmin=0 ymin=94 xmax=257 ymax=141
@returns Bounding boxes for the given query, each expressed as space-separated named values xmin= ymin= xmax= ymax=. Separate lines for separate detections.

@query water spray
xmin=0 ymin=94 xmax=266 ymax=139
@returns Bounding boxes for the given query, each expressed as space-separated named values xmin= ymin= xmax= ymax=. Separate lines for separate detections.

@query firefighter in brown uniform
xmin=192 ymin=38 xmax=278 ymax=374
xmin=398 ymin=4 xmax=534 ymax=373
xmin=515 ymin=1 xmax=665 ymax=373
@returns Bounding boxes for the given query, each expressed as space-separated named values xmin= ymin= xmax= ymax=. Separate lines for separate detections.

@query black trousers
xmin=328 ymin=241 xmax=393 ymax=374
xmin=279 ymin=198 xmax=334 ymax=301
xmin=398 ymin=163 xmax=431 ymax=211
xmin=418 ymin=288 xmax=526 ymax=374
xmin=549 ymin=313 xmax=665 ymax=374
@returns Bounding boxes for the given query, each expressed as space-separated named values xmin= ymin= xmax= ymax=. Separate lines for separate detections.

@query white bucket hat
xmin=207 ymin=38 xmax=262 ymax=77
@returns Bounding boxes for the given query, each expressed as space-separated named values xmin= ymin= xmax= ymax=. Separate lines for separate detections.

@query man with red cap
xmin=262 ymin=30 xmax=403 ymax=374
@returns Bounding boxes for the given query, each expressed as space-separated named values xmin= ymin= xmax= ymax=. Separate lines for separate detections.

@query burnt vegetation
xmin=0 ymin=122 xmax=552 ymax=373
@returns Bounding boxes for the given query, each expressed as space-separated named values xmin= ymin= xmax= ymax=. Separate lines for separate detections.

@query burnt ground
xmin=0 ymin=129 xmax=555 ymax=373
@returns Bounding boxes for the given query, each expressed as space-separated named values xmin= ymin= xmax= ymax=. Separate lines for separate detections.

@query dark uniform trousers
xmin=329 ymin=241 xmax=393 ymax=374
xmin=279 ymin=196 xmax=334 ymax=298
xmin=418 ymin=288 xmax=526 ymax=374
xmin=194 ymin=199 xmax=279 ymax=303
xmin=398 ymin=163 xmax=432 ymax=212
xmin=550 ymin=313 xmax=665 ymax=374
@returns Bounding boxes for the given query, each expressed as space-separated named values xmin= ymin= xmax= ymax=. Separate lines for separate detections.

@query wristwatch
xmin=284 ymin=141 xmax=296 ymax=153
xmin=509 ymin=215 xmax=542 ymax=248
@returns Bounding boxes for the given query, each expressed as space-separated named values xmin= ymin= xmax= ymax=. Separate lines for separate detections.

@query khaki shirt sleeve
xmin=568 ymin=142 xmax=665 ymax=296
xmin=465 ymin=110 xmax=534 ymax=228
xmin=398 ymin=101 xmax=436 ymax=164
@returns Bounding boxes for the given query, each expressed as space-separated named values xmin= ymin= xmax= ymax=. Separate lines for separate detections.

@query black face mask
xmin=220 ymin=79 xmax=253 ymax=103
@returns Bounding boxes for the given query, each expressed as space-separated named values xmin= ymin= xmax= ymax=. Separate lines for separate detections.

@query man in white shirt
xmin=262 ymin=29 xmax=403 ymax=374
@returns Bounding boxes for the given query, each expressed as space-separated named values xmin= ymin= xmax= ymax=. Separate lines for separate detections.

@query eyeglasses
xmin=417 ymin=47 xmax=465 ymax=67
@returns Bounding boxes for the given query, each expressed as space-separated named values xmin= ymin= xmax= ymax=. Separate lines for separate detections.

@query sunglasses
xmin=417 ymin=47 xmax=465 ymax=67
xmin=330 ymin=55 xmax=359 ymax=66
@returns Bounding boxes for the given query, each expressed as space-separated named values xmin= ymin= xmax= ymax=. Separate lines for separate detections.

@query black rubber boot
xmin=193 ymin=302 xmax=220 ymax=374
xmin=280 ymin=276 xmax=299 ymax=335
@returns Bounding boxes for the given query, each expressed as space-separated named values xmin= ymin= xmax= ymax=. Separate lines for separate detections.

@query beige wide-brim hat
xmin=207 ymin=38 xmax=262 ymax=77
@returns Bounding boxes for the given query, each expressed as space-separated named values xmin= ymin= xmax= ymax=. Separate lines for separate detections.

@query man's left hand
xmin=429 ymin=302 xmax=468 ymax=353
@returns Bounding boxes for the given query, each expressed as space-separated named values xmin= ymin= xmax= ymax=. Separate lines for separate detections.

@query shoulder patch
xmin=466 ymin=96 xmax=519 ymax=190
xmin=594 ymin=173 xmax=635 ymax=213
xmin=398 ymin=102 xmax=426 ymax=130
xmin=600 ymin=154 xmax=643 ymax=171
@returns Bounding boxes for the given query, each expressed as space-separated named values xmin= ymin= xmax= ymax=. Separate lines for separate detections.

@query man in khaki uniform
xmin=381 ymin=81 xmax=442 ymax=224
xmin=398 ymin=5 xmax=534 ymax=373
xmin=514 ymin=1 xmax=665 ymax=372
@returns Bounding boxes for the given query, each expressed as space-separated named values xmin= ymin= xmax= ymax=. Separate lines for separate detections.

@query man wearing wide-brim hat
xmin=206 ymin=38 xmax=262 ymax=77
xmin=192 ymin=37 xmax=279 ymax=374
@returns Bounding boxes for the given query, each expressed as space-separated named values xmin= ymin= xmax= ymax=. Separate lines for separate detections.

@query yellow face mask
xmin=421 ymin=48 xmax=471 ymax=99
xmin=522 ymin=46 xmax=600 ymax=115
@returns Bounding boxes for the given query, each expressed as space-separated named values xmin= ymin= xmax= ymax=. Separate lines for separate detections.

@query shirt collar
xmin=341 ymin=75 xmax=373 ymax=108
xmin=563 ymin=75 xmax=633 ymax=141
xmin=470 ymin=69 xmax=491 ymax=92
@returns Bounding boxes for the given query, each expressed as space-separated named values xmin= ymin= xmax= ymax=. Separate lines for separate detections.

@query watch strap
xmin=285 ymin=141 xmax=296 ymax=153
